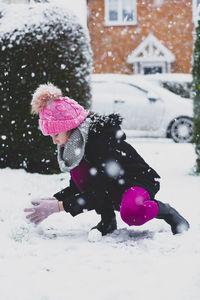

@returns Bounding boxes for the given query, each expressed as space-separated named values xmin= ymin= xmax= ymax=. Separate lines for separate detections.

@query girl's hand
xmin=24 ymin=198 xmax=60 ymax=225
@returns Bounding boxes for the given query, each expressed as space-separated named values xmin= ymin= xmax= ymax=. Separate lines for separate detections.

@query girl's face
xmin=51 ymin=130 xmax=72 ymax=147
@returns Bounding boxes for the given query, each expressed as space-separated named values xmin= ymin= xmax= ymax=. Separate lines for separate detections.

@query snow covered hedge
xmin=0 ymin=3 xmax=93 ymax=173
xmin=192 ymin=22 xmax=200 ymax=173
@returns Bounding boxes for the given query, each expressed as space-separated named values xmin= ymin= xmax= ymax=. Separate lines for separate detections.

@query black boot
xmin=91 ymin=215 xmax=117 ymax=236
xmin=155 ymin=201 xmax=190 ymax=234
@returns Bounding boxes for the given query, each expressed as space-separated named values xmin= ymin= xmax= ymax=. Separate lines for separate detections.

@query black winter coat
xmin=54 ymin=113 xmax=160 ymax=219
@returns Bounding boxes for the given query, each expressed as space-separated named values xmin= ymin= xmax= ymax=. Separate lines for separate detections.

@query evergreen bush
xmin=192 ymin=21 xmax=200 ymax=173
xmin=0 ymin=3 xmax=93 ymax=174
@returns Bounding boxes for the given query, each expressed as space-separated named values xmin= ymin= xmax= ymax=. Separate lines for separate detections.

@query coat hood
xmin=88 ymin=112 xmax=126 ymax=141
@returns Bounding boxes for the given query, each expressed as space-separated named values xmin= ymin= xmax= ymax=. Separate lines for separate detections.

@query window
xmin=143 ymin=66 xmax=162 ymax=75
xmin=161 ymin=81 xmax=192 ymax=99
xmin=193 ymin=0 xmax=200 ymax=24
xmin=141 ymin=61 xmax=165 ymax=75
xmin=105 ymin=0 xmax=137 ymax=26
xmin=140 ymin=61 xmax=166 ymax=75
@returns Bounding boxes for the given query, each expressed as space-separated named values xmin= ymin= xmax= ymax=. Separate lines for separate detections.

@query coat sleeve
xmin=58 ymin=187 xmax=115 ymax=217
xmin=53 ymin=167 xmax=115 ymax=218
xmin=53 ymin=170 xmax=115 ymax=217
xmin=53 ymin=134 xmax=121 ymax=218
xmin=53 ymin=177 xmax=79 ymax=202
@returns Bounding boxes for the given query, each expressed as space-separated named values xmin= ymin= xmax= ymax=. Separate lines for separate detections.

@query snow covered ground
xmin=1 ymin=137 xmax=200 ymax=300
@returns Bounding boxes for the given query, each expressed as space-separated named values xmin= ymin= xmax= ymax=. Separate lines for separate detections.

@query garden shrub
xmin=0 ymin=3 xmax=93 ymax=173
xmin=192 ymin=21 xmax=200 ymax=173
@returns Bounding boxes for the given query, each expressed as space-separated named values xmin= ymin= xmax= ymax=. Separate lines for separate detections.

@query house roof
xmin=127 ymin=33 xmax=175 ymax=64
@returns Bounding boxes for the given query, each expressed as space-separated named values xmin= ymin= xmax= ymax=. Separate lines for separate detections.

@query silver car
xmin=91 ymin=74 xmax=193 ymax=143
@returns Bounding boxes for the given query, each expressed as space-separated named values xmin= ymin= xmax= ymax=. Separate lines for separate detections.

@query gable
xmin=127 ymin=33 xmax=175 ymax=63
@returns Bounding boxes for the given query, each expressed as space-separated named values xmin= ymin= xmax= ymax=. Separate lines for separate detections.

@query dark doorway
xmin=144 ymin=66 xmax=162 ymax=74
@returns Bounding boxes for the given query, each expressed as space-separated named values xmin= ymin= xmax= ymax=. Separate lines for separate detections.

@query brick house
xmin=87 ymin=0 xmax=199 ymax=74
xmin=1 ymin=0 xmax=199 ymax=74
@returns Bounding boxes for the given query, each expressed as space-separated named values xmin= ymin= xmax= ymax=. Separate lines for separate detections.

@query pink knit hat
xmin=31 ymin=83 xmax=88 ymax=136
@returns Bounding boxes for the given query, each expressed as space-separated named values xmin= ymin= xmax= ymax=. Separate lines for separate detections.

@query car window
xmin=160 ymin=81 xmax=192 ymax=99
xmin=118 ymin=81 xmax=148 ymax=94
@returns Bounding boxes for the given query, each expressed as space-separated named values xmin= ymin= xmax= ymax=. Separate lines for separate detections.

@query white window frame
xmin=104 ymin=0 xmax=137 ymax=26
xmin=193 ymin=0 xmax=200 ymax=25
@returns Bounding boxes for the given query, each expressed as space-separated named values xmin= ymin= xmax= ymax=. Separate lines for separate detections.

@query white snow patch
xmin=0 ymin=0 xmax=87 ymax=35
xmin=0 ymin=139 xmax=200 ymax=299
xmin=88 ymin=228 xmax=102 ymax=242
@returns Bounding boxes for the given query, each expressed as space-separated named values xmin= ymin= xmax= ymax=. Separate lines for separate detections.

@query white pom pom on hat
xmin=31 ymin=82 xmax=63 ymax=114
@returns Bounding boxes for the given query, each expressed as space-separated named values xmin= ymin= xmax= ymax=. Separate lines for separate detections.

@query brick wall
xmin=88 ymin=0 xmax=193 ymax=74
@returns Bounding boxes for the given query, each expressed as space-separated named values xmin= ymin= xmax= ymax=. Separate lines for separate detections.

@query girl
xmin=24 ymin=83 xmax=190 ymax=238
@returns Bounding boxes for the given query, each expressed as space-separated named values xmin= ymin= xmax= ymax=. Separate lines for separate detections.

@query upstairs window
xmin=105 ymin=0 xmax=137 ymax=26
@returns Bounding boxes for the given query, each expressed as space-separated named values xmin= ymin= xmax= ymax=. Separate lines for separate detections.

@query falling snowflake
xmin=77 ymin=198 xmax=85 ymax=206
xmin=89 ymin=167 xmax=98 ymax=176
xmin=115 ymin=129 xmax=124 ymax=139
xmin=105 ymin=160 xmax=122 ymax=178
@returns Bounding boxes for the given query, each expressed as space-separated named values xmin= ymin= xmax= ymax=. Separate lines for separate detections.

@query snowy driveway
xmin=0 ymin=138 xmax=200 ymax=300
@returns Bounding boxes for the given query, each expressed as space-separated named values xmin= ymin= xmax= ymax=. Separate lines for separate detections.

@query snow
xmin=1 ymin=138 xmax=200 ymax=300
xmin=0 ymin=0 xmax=87 ymax=33
xmin=88 ymin=228 xmax=102 ymax=242
xmin=154 ymin=0 xmax=164 ymax=6
xmin=49 ymin=0 xmax=87 ymax=28
xmin=92 ymin=73 xmax=192 ymax=92
xmin=105 ymin=160 xmax=122 ymax=178
xmin=142 ymin=73 xmax=192 ymax=83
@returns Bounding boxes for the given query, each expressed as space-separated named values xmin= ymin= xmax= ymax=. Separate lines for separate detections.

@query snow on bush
xmin=0 ymin=2 xmax=93 ymax=173
xmin=192 ymin=20 xmax=200 ymax=173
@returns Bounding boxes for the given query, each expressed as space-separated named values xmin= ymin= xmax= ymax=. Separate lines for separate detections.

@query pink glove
xmin=24 ymin=198 xmax=59 ymax=225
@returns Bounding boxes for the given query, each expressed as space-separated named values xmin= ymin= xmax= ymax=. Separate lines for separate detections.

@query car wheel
xmin=168 ymin=117 xmax=193 ymax=143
